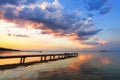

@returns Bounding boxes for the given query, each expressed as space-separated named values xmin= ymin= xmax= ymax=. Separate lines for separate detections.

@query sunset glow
xmin=0 ymin=0 xmax=119 ymax=51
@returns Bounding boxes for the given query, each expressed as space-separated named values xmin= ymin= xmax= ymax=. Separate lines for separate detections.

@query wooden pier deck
xmin=0 ymin=53 xmax=78 ymax=64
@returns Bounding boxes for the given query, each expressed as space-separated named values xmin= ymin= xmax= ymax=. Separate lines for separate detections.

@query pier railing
xmin=0 ymin=53 xmax=78 ymax=64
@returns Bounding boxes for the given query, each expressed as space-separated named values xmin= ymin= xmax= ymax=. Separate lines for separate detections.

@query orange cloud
xmin=98 ymin=40 xmax=108 ymax=45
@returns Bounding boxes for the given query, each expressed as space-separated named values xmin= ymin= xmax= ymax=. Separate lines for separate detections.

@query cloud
xmin=83 ymin=38 xmax=108 ymax=45
xmin=93 ymin=41 xmax=120 ymax=51
xmin=7 ymin=33 xmax=29 ymax=37
xmin=0 ymin=0 xmax=38 ymax=6
xmin=85 ymin=0 xmax=109 ymax=10
xmin=14 ymin=34 xmax=29 ymax=37
xmin=0 ymin=0 xmax=21 ymax=6
xmin=0 ymin=0 xmax=112 ymax=45
xmin=77 ymin=29 xmax=102 ymax=38
xmin=84 ymin=0 xmax=112 ymax=15
xmin=99 ymin=6 xmax=112 ymax=15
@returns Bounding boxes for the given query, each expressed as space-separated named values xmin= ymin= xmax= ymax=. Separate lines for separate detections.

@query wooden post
xmin=49 ymin=56 xmax=52 ymax=60
xmin=23 ymin=57 xmax=26 ymax=63
xmin=62 ymin=54 xmax=64 ymax=59
xmin=20 ymin=57 xmax=23 ymax=64
xmin=72 ymin=53 xmax=74 ymax=56
xmin=58 ymin=55 xmax=60 ymax=59
xmin=53 ymin=55 xmax=55 ymax=60
xmin=40 ymin=56 xmax=43 ymax=62
xmin=44 ymin=56 xmax=47 ymax=61
xmin=20 ymin=57 xmax=26 ymax=64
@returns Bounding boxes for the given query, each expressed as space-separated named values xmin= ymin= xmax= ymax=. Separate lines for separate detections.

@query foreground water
xmin=0 ymin=51 xmax=120 ymax=80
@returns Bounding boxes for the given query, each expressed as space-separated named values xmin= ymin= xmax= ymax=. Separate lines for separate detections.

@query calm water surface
xmin=0 ymin=51 xmax=120 ymax=80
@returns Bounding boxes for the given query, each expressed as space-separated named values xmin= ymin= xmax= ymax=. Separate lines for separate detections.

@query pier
xmin=0 ymin=53 xmax=78 ymax=64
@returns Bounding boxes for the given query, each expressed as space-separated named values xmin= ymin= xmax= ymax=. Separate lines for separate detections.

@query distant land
xmin=99 ymin=50 xmax=108 ymax=52
xmin=0 ymin=47 xmax=20 ymax=51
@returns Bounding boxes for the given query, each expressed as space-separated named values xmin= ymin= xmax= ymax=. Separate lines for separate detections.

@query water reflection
xmin=0 ymin=52 xmax=120 ymax=80
xmin=101 ymin=58 xmax=111 ymax=65
xmin=78 ymin=54 xmax=99 ymax=61
xmin=68 ymin=54 xmax=100 ymax=70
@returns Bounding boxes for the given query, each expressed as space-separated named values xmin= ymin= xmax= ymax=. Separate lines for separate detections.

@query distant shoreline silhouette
xmin=0 ymin=47 xmax=20 ymax=51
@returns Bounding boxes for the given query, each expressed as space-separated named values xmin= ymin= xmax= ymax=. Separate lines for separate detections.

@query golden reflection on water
xmin=35 ymin=53 xmax=106 ymax=80
xmin=101 ymin=58 xmax=111 ymax=65
xmin=0 ymin=52 xmax=116 ymax=80
xmin=0 ymin=52 xmax=111 ymax=66
xmin=68 ymin=53 xmax=100 ymax=70
xmin=0 ymin=58 xmax=19 ymax=65
xmin=0 ymin=56 xmax=56 ymax=65
xmin=78 ymin=54 xmax=99 ymax=61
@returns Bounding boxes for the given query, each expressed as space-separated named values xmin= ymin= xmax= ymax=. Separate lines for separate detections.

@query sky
xmin=0 ymin=0 xmax=120 ymax=51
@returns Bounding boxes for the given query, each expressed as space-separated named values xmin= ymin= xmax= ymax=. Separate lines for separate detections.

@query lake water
xmin=0 ymin=51 xmax=120 ymax=80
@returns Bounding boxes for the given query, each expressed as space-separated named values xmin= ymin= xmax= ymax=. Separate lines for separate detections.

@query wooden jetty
xmin=0 ymin=53 xmax=78 ymax=64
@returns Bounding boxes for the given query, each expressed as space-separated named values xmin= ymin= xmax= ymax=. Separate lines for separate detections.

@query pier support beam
xmin=58 ymin=55 xmax=60 ymax=59
xmin=49 ymin=56 xmax=52 ymax=60
xmin=40 ymin=56 xmax=43 ymax=62
xmin=20 ymin=57 xmax=26 ymax=64
xmin=53 ymin=55 xmax=55 ymax=60
xmin=44 ymin=56 xmax=47 ymax=61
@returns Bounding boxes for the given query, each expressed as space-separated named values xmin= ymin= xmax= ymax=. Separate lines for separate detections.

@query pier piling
xmin=0 ymin=53 xmax=78 ymax=64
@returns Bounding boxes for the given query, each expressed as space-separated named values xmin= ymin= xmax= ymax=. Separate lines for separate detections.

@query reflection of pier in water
xmin=0 ymin=53 xmax=78 ymax=70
